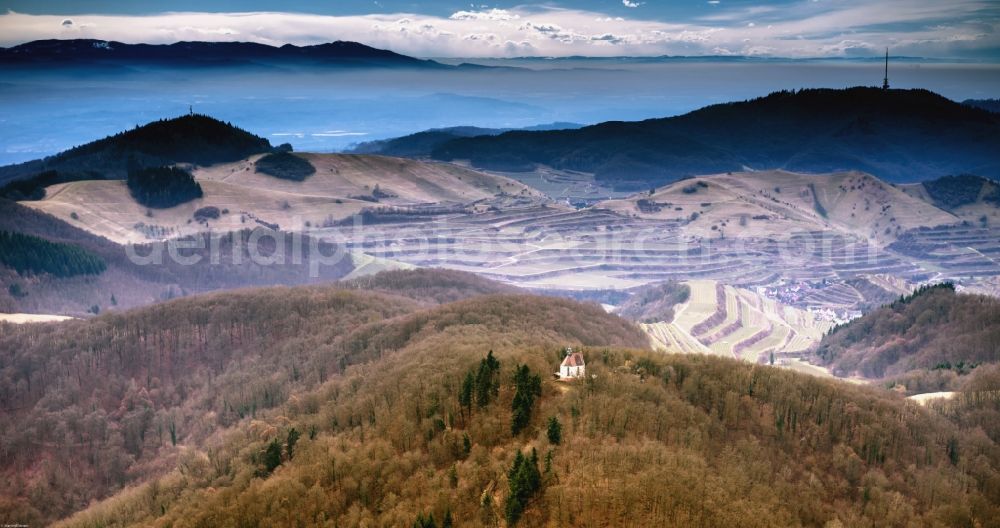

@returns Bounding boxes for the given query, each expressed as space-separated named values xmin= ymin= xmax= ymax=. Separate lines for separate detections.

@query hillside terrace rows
xmin=315 ymin=206 xmax=998 ymax=308
xmin=889 ymin=225 xmax=1000 ymax=280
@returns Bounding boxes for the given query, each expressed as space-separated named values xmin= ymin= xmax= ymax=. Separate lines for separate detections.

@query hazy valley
xmin=1 ymin=21 xmax=1000 ymax=527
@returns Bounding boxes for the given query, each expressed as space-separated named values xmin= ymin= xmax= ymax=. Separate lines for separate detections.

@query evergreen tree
xmin=263 ymin=439 xmax=282 ymax=475
xmin=286 ymin=428 xmax=300 ymax=460
xmin=459 ymin=371 xmax=474 ymax=411
xmin=474 ymin=350 xmax=501 ymax=408
xmin=0 ymin=230 xmax=106 ymax=278
xmin=413 ymin=513 xmax=437 ymax=528
xmin=505 ymin=447 xmax=543 ymax=525
xmin=546 ymin=416 xmax=562 ymax=445
xmin=511 ymin=364 xmax=542 ymax=436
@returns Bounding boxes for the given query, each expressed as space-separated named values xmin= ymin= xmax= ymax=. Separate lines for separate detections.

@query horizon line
xmin=2 ymin=38 xmax=997 ymax=64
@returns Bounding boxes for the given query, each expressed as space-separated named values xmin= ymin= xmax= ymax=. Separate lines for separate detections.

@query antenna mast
xmin=882 ymin=48 xmax=889 ymax=90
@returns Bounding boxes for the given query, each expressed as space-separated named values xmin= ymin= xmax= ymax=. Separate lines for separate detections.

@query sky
xmin=0 ymin=0 xmax=998 ymax=59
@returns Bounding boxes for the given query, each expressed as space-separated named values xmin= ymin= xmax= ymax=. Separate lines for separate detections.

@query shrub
xmin=254 ymin=152 xmax=316 ymax=181
xmin=193 ymin=206 xmax=221 ymax=221
xmin=8 ymin=283 xmax=26 ymax=298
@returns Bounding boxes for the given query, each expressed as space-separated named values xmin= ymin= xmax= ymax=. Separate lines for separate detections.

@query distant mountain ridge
xmin=0 ymin=39 xmax=447 ymax=69
xmin=964 ymin=98 xmax=1000 ymax=113
xmin=350 ymin=122 xmax=583 ymax=157
xmin=421 ymin=87 xmax=1000 ymax=188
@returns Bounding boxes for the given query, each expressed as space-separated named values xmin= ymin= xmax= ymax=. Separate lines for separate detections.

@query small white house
xmin=559 ymin=349 xmax=586 ymax=379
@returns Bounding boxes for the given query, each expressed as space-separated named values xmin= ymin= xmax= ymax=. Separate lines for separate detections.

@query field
xmin=640 ymin=279 xmax=831 ymax=363
xmin=0 ymin=313 xmax=74 ymax=324
xmin=21 ymin=154 xmax=542 ymax=244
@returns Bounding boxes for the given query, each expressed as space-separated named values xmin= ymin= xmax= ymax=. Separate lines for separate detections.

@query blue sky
xmin=0 ymin=1 xmax=805 ymax=18
xmin=1 ymin=0 xmax=998 ymax=59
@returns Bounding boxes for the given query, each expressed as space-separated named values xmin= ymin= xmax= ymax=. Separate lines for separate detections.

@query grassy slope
xmin=0 ymin=199 xmax=356 ymax=315
xmin=22 ymin=154 xmax=543 ymax=244
xmin=600 ymin=170 xmax=957 ymax=244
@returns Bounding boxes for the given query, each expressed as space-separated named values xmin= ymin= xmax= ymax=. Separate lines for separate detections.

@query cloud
xmin=0 ymin=1 xmax=996 ymax=59
xmin=311 ymin=131 xmax=368 ymax=137
xmin=449 ymin=9 xmax=519 ymax=21
xmin=622 ymin=0 xmax=642 ymax=7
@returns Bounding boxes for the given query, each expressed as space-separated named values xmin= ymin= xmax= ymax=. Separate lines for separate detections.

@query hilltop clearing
xmin=600 ymin=170 xmax=957 ymax=244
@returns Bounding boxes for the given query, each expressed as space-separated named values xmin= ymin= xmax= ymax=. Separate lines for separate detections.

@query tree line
xmin=0 ymin=229 xmax=105 ymax=277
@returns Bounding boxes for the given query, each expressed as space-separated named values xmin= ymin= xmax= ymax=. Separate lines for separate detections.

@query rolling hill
xmin=0 ymin=199 xmax=358 ymax=315
xmin=19 ymin=152 xmax=543 ymax=244
xmin=600 ymin=169 xmax=958 ymax=244
xmin=898 ymin=174 xmax=1000 ymax=224
xmin=815 ymin=283 xmax=1000 ymax=393
xmin=425 ymin=88 xmax=1000 ymax=188
xmin=0 ymin=273 xmax=648 ymax=524
xmin=350 ymin=122 xmax=584 ymax=158
xmin=0 ymin=114 xmax=272 ymax=192
xmin=0 ymin=271 xmax=995 ymax=526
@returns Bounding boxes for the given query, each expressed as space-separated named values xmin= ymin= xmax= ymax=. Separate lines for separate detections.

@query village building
xmin=559 ymin=348 xmax=586 ymax=379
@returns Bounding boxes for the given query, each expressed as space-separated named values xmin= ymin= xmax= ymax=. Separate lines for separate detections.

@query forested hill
xmin=816 ymin=283 xmax=1000 ymax=392
xmin=428 ymin=87 xmax=1000 ymax=188
xmin=349 ymin=122 xmax=584 ymax=157
xmin=340 ymin=267 xmax=518 ymax=304
xmin=0 ymin=282 xmax=648 ymax=524
xmin=7 ymin=280 xmax=994 ymax=527
xmin=0 ymin=114 xmax=272 ymax=196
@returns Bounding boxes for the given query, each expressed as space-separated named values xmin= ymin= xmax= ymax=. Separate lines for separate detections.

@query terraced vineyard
xmin=642 ymin=280 xmax=831 ymax=363
xmin=315 ymin=202 xmax=998 ymax=314
xmin=890 ymin=224 xmax=1000 ymax=284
